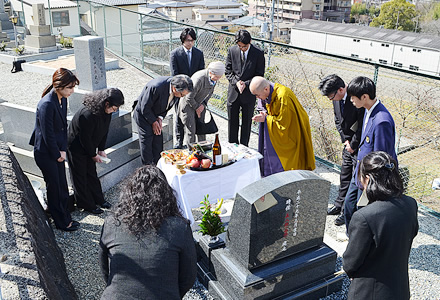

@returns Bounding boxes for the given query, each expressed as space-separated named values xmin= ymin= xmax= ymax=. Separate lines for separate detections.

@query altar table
xmin=157 ymin=157 xmax=261 ymax=224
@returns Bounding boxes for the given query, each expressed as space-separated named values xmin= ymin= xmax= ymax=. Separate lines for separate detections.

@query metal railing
xmin=41 ymin=0 xmax=440 ymax=212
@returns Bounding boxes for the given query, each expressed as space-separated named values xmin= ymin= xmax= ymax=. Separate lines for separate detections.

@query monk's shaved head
xmin=250 ymin=76 xmax=271 ymax=100
xmin=250 ymin=76 xmax=269 ymax=94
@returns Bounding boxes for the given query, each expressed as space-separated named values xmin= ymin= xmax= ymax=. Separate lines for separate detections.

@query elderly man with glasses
xmin=318 ymin=74 xmax=364 ymax=226
xmin=134 ymin=75 xmax=193 ymax=165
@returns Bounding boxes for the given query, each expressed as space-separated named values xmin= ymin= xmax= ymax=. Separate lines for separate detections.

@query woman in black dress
xmin=30 ymin=68 xmax=80 ymax=231
xmin=67 ymin=88 xmax=124 ymax=214
xmin=99 ymin=165 xmax=197 ymax=299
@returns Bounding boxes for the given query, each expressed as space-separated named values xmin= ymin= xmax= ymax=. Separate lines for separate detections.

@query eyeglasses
xmin=328 ymin=93 xmax=337 ymax=101
xmin=185 ymin=39 xmax=195 ymax=43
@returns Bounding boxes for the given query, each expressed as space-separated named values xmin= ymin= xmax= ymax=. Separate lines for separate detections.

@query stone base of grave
xmin=26 ymin=35 xmax=56 ymax=49
xmin=195 ymin=233 xmax=343 ymax=300
xmin=25 ymin=45 xmax=59 ymax=53
xmin=0 ymin=32 xmax=10 ymax=42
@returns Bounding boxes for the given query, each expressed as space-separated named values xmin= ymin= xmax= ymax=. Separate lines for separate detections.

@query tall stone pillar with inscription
xmin=74 ymin=36 xmax=107 ymax=92
xmin=26 ymin=4 xmax=57 ymax=53
xmin=0 ymin=0 xmax=13 ymax=32
xmin=196 ymin=170 xmax=344 ymax=299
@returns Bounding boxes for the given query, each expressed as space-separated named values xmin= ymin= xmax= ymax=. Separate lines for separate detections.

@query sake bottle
xmin=213 ymin=134 xmax=222 ymax=166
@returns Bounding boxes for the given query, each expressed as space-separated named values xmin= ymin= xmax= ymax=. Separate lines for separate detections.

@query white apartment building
xmin=151 ymin=1 xmax=194 ymax=23
xmin=247 ymin=0 xmax=350 ymax=24
xmin=191 ymin=0 xmax=243 ymax=29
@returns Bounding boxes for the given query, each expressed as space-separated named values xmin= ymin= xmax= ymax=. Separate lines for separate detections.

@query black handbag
xmin=196 ymin=108 xmax=218 ymax=135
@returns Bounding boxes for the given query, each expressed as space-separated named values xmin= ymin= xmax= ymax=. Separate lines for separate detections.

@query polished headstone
xmin=74 ymin=36 xmax=107 ymax=91
xmin=0 ymin=102 xmax=36 ymax=151
xmin=226 ymin=170 xmax=330 ymax=270
xmin=105 ymin=109 xmax=132 ymax=148
xmin=0 ymin=103 xmax=133 ymax=151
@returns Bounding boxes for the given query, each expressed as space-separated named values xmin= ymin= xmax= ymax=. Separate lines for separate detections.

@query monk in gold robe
xmin=250 ymin=76 xmax=315 ymax=176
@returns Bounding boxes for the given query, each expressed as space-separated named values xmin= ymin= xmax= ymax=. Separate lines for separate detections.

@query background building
xmin=247 ymin=0 xmax=350 ymax=23
xmin=290 ymin=19 xmax=440 ymax=75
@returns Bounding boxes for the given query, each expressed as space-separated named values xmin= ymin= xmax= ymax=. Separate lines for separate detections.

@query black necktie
xmin=241 ymin=51 xmax=245 ymax=67
xmin=340 ymin=99 xmax=345 ymax=115
xmin=167 ymin=97 xmax=178 ymax=112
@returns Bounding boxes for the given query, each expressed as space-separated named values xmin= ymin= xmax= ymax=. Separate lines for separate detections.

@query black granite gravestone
xmin=195 ymin=170 xmax=344 ymax=300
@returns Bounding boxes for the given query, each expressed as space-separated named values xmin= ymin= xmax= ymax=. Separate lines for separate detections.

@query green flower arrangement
xmin=199 ymin=194 xmax=226 ymax=237
xmin=14 ymin=45 xmax=25 ymax=55
xmin=60 ymin=35 xmax=73 ymax=48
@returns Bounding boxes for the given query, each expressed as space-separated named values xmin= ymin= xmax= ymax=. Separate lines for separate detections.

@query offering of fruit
xmin=201 ymin=159 xmax=211 ymax=169
xmin=189 ymin=159 xmax=201 ymax=168
xmin=185 ymin=150 xmax=212 ymax=169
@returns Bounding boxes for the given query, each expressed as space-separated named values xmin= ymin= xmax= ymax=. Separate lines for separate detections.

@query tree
xmin=420 ymin=2 xmax=440 ymax=35
xmin=370 ymin=0 xmax=420 ymax=32
xmin=350 ymin=3 xmax=367 ymax=23
xmin=350 ymin=3 xmax=380 ymax=24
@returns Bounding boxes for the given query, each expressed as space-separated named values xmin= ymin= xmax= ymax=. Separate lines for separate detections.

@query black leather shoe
xmin=327 ymin=205 xmax=341 ymax=215
xmin=71 ymin=220 xmax=80 ymax=227
xmin=334 ymin=215 xmax=345 ymax=226
xmin=88 ymin=207 xmax=104 ymax=214
xmin=58 ymin=222 xmax=80 ymax=232
xmin=100 ymin=201 xmax=112 ymax=209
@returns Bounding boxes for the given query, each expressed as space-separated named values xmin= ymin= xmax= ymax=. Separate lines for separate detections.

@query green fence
xmin=36 ymin=0 xmax=440 ymax=211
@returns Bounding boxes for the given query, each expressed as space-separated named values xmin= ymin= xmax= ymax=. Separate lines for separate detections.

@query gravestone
xmin=73 ymin=36 xmax=107 ymax=91
xmin=0 ymin=0 xmax=13 ymax=31
xmin=26 ymin=4 xmax=57 ymax=52
xmin=196 ymin=170 xmax=344 ymax=299
xmin=0 ymin=20 xmax=11 ymax=43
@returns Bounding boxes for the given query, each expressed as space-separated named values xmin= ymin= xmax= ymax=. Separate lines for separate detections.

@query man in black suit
xmin=170 ymin=28 xmax=205 ymax=149
xmin=318 ymin=74 xmax=364 ymax=226
xmin=225 ymin=29 xmax=265 ymax=146
xmin=133 ymin=75 xmax=193 ymax=165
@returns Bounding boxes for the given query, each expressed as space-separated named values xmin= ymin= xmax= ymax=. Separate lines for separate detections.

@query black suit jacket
xmin=225 ymin=43 xmax=265 ymax=104
xmin=133 ymin=76 xmax=176 ymax=128
xmin=343 ymin=195 xmax=419 ymax=300
xmin=333 ymin=96 xmax=364 ymax=152
xmin=29 ymin=89 xmax=68 ymax=161
xmin=99 ymin=215 xmax=197 ymax=300
xmin=67 ymin=106 xmax=111 ymax=157
xmin=170 ymin=46 xmax=205 ymax=77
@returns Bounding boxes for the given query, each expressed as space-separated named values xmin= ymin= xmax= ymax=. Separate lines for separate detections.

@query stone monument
xmin=196 ymin=170 xmax=344 ymax=299
xmin=0 ymin=22 xmax=10 ymax=43
xmin=0 ymin=0 xmax=13 ymax=32
xmin=74 ymin=36 xmax=107 ymax=92
xmin=25 ymin=4 xmax=57 ymax=52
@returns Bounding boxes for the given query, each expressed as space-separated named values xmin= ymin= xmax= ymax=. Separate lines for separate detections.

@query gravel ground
xmin=1 ymin=56 xmax=440 ymax=299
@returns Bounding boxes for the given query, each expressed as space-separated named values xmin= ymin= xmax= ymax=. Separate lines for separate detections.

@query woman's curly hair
xmin=83 ymin=88 xmax=124 ymax=115
xmin=114 ymin=165 xmax=185 ymax=235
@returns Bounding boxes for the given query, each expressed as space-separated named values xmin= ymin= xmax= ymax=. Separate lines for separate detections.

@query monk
xmin=250 ymin=76 xmax=315 ymax=176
